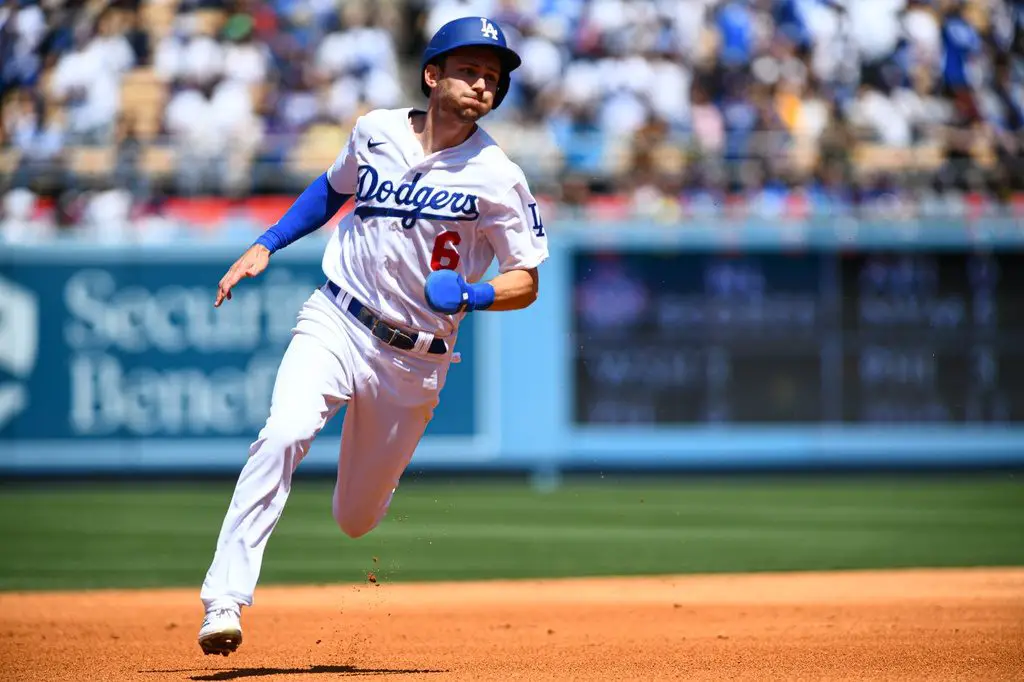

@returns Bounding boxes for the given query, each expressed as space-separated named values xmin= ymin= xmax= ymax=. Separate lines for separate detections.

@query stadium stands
xmin=1 ymin=0 xmax=1022 ymax=242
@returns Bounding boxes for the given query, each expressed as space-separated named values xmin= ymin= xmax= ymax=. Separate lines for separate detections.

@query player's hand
xmin=424 ymin=270 xmax=494 ymax=313
xmin=215 ymin=244 xmax=271 ymax=307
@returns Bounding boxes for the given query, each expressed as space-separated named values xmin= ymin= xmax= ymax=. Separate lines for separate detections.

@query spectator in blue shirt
xmin=716 ymin=0 xmax=754 ymax=68
xmin=941 ymin=5 xmax=981 ymax=83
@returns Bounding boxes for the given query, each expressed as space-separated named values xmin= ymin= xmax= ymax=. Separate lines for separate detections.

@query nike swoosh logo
xmin=368 ymin=138 xmax=386 ymax=150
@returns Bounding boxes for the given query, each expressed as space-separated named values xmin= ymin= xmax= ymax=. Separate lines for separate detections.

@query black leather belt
xmin=326 ymin=281 xmax=448 ymax=355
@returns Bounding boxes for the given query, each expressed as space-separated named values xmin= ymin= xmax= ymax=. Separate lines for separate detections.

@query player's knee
xmin=335 ymin=514 xmax=377 ymax=539
xmin=332 ymin=504 xmax=382 ymax=539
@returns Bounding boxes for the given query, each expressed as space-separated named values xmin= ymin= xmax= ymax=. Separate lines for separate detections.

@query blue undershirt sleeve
xmin=254 ymin=172 xmax=351 ymax=253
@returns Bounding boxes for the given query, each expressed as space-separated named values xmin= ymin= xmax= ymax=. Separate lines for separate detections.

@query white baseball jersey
xmin=323 ymin=107 xmax=549 ymax=337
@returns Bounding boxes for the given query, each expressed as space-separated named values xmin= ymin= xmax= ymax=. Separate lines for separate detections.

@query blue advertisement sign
xmin=0 ymin=247 xmax=479 ymax=472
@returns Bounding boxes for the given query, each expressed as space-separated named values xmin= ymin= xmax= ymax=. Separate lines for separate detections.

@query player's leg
xmin=199 ymin=293 xmax=356 ymax=653
xmin=331 ymin=358 xmax=447 ymax=539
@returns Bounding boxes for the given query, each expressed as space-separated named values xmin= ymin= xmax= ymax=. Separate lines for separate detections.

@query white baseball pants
xmin=200 ymin=284 xmax=452 ymax=611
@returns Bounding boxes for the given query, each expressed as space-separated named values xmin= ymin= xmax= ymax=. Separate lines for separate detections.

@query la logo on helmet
xmin=480 ymin=18 xmax=499 ymax=40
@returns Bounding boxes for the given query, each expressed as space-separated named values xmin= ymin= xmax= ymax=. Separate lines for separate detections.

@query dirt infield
xmin=1 ymin=568 xmax=1022 ymax=681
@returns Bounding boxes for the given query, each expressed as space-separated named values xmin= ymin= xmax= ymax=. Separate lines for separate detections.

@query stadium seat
xmin=67 ymin=146 xmax=116 ymax=178
xmin=0 ymin=149 xmax=22 ymax=178
xmin=140 ymin=145 xmax=176 ymax=180
xmin=853 ymin=144 xmax=909 ymax=175
xmin=287 ymin=123 xmax=350 ymax=177
xmin=909 ymin=144 xmax=945 ymax=173
xmin=121 ymin=68 xmax=167 ymax=142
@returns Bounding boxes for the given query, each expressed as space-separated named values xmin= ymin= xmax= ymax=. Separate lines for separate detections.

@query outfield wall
xmin=2 ymin=218 xmax=1023 ymax=475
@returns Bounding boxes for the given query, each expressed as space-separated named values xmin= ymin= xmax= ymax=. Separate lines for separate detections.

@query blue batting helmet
xmin=420 ymin=16 xmax=522 ymax=109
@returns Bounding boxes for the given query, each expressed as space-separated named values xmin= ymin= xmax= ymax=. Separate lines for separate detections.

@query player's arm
xmin=424 ymin=266 xmax=538 ymax=313
xmin=487 ymin=267 xmax=539 ymax=311
xmin=254 ymin=173 xmax=352 ymax=254
xmin=214 ymin=174 xmax=351 ymax=307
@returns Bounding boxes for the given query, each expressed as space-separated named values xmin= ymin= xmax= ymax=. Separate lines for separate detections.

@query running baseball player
xmin=196 ymin=16 xmax=547 ymax=656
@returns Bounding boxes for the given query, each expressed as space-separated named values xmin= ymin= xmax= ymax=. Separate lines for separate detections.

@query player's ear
xmin=424 ymin=62 xmax=443 ymax=91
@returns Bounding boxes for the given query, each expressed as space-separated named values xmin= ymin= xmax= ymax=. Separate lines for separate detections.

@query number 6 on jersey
xmin=431 ymin=231 xmax=462 ymax=271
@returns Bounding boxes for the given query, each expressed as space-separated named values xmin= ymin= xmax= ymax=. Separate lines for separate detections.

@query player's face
xmin=434 ymin=47 xmax=502 ymax=122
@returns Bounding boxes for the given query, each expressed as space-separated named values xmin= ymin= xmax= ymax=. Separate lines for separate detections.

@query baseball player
xmin=196 ymin=16 xmax=548 ymax=656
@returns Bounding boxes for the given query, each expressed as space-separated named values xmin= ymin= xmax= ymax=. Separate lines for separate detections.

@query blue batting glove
xmin=424 ymin=270 xmax=495 ymax=313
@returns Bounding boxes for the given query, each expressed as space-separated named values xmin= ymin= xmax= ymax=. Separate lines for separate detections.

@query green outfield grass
xmin=0 ymin=474 xmax=1021 ymax=591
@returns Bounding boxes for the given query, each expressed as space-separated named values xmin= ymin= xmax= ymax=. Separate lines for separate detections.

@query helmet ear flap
xmin=493 ymin=71 xmax=511 ymax=109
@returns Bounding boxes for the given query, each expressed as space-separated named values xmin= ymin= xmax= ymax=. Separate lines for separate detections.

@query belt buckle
xmin=371 ymin=318 xmax=400 ymax=346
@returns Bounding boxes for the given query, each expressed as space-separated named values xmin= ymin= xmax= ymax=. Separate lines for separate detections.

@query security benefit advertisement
xmin=0 ymin=252 xmax=476 ymax=454
xmin=571 ymin=249 xmax=1024 ymax=425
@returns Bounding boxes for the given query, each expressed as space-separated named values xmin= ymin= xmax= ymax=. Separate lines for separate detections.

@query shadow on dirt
xmin=142 ymin=665 xmax=446 ymax=679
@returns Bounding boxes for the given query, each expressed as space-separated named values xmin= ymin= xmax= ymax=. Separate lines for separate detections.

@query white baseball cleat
xmin=198 ymin=607 xmax=243 ymax=656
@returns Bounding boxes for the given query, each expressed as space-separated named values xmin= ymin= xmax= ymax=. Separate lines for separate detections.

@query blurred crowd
xmin=1 ymin=0 xmax=1023 ymax=242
